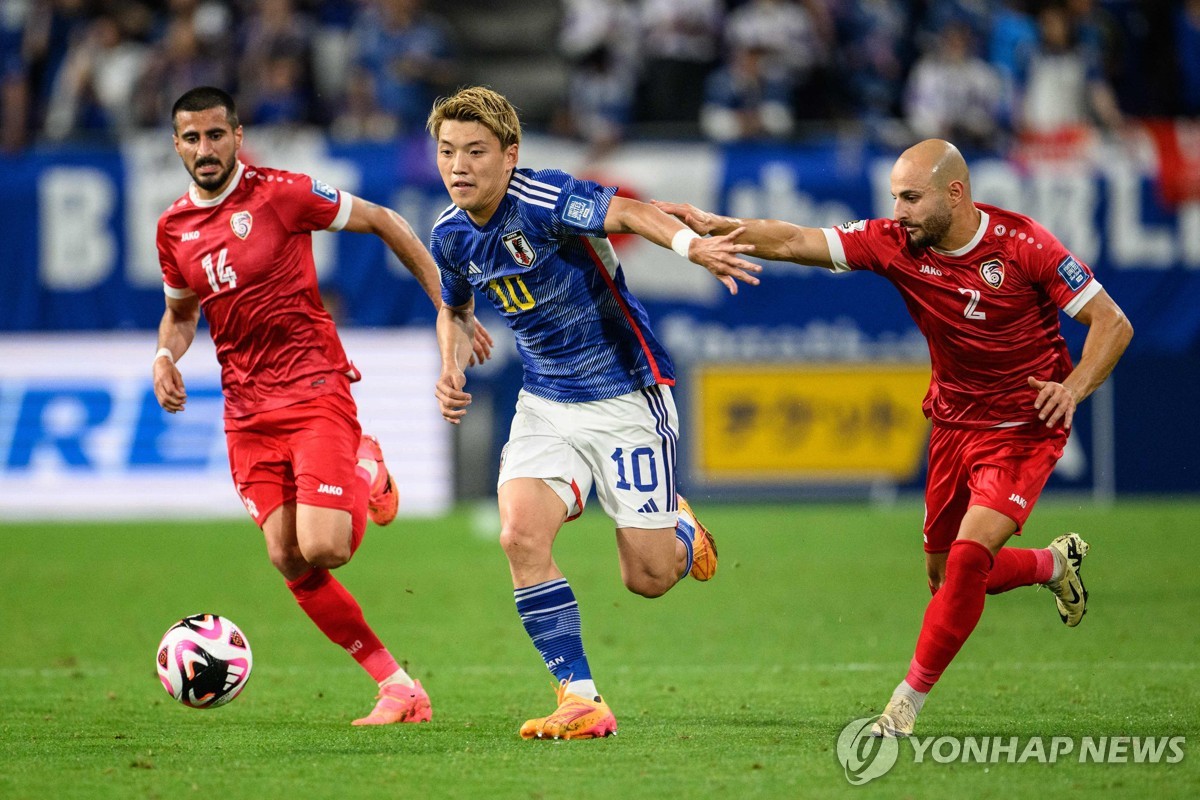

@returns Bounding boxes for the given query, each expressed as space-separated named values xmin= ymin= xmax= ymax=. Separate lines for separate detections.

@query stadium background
xmin=2 ymin=0 xmax=1198 ymax=517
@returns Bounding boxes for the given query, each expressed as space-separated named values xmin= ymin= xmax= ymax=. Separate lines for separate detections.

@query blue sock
xmin=675 ymin=516 xmax=695 ymax=578
xmin=514 ymin=578 xmax=591 ymax=685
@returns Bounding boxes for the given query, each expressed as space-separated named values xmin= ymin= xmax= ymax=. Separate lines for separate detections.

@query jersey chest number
xmin=488 ymin=276 xmax=536 ymax=313
xmin=201 ymin=248 xmax=238 ymax=293
xmin=958 ymin=287 xmax=986 ymax=320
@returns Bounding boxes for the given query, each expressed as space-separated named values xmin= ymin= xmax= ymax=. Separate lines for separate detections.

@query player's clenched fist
xmin=153 ymin=357 xmax=188 ymax=413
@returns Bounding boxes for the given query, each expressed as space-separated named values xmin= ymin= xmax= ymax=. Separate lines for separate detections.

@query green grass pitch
xmin=1 ymin=500 xmax=1197 ymax=798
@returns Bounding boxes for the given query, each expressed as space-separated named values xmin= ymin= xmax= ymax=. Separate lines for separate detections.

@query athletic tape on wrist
xmin=671 ymin=228 xmax=700 ymax=259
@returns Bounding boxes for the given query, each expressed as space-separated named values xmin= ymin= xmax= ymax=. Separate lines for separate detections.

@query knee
xmin=301 ymin=538 xmax=351 ymax=571
xmin=266 ymin=540 xmax=307 ymax=578
xmin=499 ymin=522 xmax=551 ymax=562
xmin=622 ymin=566 xmax=675 ymax=598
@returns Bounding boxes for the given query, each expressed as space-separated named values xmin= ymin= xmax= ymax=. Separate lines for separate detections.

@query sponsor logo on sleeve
xmin=311 ymin=179 xmax=338 ymax=203
xmin=563 ymin=194 xmax=595 ymax=225
xmin=838 ymin=219 xmax=868 ymax=234
xmin=979 ymin=259 xmax=1005 ymax=288
xmin=230 ymin=211 xmax=252 ymax=240
xmin=502 ymin=230 xmax=537 ymax=267
xmin=1057 ymin=255 xmax=1089 ymax=291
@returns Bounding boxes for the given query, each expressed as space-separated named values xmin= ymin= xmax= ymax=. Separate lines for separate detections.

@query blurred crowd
xmin=2 ymin=0 xmax=1198 ymax=155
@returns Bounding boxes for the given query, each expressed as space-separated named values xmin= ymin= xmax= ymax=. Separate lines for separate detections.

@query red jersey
xmin=156 ymin=161 xmax=358 ymax=418
xmin=824 ymin=203 xmax=1103 ymax=429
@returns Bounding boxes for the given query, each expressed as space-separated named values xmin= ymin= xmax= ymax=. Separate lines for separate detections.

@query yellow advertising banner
xmin=693 ymin=363 xmax=932 ymax=482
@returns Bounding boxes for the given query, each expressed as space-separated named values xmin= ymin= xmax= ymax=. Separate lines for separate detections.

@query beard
xmin=906 ymin=205 xmax=953 ymax=249
xmin=190 ymin=156 xmax=235 ymax=192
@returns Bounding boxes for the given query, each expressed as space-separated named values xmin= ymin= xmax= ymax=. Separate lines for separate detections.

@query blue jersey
xmin=431 ymin=168 xmax=675 ymax=402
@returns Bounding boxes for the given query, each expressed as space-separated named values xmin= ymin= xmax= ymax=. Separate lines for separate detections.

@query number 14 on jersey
xmin=202 ymin=248 xmax=238 ymax=293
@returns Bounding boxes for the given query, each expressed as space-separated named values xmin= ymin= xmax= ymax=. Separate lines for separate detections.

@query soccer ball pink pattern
xmin=156 ymin=614 xmax=253 ymax=708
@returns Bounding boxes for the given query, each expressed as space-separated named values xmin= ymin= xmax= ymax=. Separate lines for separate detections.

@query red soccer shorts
xmin=225 ymin=392 xmax=363 ymax=526
xmin=922 ymin=423 xmax=1068 ymax=553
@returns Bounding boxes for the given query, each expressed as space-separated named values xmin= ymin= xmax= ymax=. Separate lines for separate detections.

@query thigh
xmin=499 ymin=391 xmax=594 ymax=520
xmin=574 ymin=385 xmax=679 ymax=531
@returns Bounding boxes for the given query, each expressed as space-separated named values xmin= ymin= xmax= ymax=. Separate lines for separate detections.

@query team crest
xmin=979 ymin=259 xmax=1004 ymax=288
xmin=230 ymin=210 xmax=253 ymax=240
xmin=502 ymin=230 xmax=537 ymax=267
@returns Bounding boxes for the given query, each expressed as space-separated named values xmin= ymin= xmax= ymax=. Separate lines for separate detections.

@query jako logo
xmin=1009 ymin=493 xmax=1028 ymax=509
xmin=919 ymin=264 xmax=942 ymax=276
xmin=837 ymin=716 xmax=899 ymax=785
xmin=318 ymin=483 xmax=344 ymax=496
xmin=181 ymin=231 xmax=199 ymax=241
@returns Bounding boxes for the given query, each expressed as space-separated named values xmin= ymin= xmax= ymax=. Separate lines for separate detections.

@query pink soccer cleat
xmin=352 ymin=680 xmax=432 ymax=726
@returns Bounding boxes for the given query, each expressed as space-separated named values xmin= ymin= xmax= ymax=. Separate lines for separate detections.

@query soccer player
xmin=426 ymin=86 xmax=761 ymax=739
xmin=151 ymin=86 xmax=492 ymax=726
xmin=655 ymin=139 xmax=1133 ymax=736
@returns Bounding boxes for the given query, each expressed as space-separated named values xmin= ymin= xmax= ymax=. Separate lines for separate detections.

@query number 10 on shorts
xmin=611 ymin=447 xmax=659 ymax=491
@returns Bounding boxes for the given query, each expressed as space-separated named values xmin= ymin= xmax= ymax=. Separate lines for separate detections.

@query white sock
xmin=566 ymin=678 xmax=599 ymax=700
xmin=896 ymin=679 xmax=928 ymax=714
xmin=380 ymin=668 xmax=415 ymax=689
xmin=358 ymin=457 xmax=379 ymax=483
xmin=1049 ymin=547 xmax=1066 ymax=583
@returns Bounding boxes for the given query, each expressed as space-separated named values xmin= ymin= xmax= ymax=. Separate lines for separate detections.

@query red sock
xmin=986 ymin=547 xmax=1055 ymax=595
xmin=286 ymin=568 xmax=399 ymax=683
xmin=906 ymin=539 xmax=993 ymax=693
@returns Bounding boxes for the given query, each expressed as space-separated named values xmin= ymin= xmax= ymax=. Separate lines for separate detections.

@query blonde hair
xmin=426 ymin=86 xmax=522 ymax=149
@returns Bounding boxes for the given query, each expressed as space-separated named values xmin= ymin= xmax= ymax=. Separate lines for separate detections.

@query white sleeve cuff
xmin=163 ymin=282 xmax=196 ymax=299
xmin=1062 ymin=278 xmax=1103 ymax=317
xmin=821 ymin=228 xmax=852 ymax=273
xmin=328 ymin=192 xmax=353 ymax=231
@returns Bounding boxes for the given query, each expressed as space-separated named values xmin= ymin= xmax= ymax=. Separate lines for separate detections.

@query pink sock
xmin=906 ymin=539 xmax=993 ymax=692
xmin=286 ymin=568 xmax=397 ymax=682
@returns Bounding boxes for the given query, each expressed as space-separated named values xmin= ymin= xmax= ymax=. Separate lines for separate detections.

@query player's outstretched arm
xmin=153 ymin=294 xmax=199 ymax=414
xmin=435 ymin=298 xmax=476 ymax=425
xmin=1029 ymin=288 xmax=1133 ymax=429
xmin=603 ymin=195 xmax=761 ymax=294
xmin=652 ymin=200 xmax=836 ymax=269
xmin=341 ymin=194 xmax=494 ymax=365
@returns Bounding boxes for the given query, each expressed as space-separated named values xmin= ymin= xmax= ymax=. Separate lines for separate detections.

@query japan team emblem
xmin=230 ymin=210 xmax=253 ymax=240
xmin=979 ymin=258 xmax=1004 ymax=288
xmin=502 ymin=230 xmax=537 ymax=267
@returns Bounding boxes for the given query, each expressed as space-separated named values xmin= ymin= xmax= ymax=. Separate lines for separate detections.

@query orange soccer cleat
xmin=677 ymin=495 xmax=718 ymax=581
xmin=357 ymin=434 xmax=399 ymax=526
xmin=352 ymin=680 xmax=432 ymax=726
xmin=519 ymin=681 xmax=617 ymax=740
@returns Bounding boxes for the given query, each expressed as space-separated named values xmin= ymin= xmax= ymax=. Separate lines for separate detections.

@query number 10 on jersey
xmin=202 ymin=248 xmax=238 ymax=293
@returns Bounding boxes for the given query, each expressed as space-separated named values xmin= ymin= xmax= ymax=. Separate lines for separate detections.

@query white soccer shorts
xmin=498 ymin=385 xmax=680 ymax=529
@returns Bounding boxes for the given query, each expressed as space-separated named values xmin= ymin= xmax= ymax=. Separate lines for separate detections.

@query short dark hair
xmin=171 ymin=86 xmax=240 ymax=131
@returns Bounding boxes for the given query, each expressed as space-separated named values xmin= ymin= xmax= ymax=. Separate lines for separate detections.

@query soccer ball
xmin=156 ymin=614 xmax=253 ymax=709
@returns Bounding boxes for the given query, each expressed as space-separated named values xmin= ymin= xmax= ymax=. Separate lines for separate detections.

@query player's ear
xmin=504 ymin=143 xmax=518 ymax=170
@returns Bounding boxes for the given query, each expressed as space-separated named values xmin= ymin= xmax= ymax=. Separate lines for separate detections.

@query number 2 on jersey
xmin=488 ymin=276 xmax=535 ymax=313
xmin=958 ymin=287 xmax=986 ymax=320
xmin=202 ymin=248 xmax=238 ymax=293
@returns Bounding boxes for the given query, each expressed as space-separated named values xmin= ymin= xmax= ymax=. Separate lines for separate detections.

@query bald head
xmin=897 ymin=139 xmax=970 ymax=193
xmin=889 ymin=139 xmax=980 ymax=250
